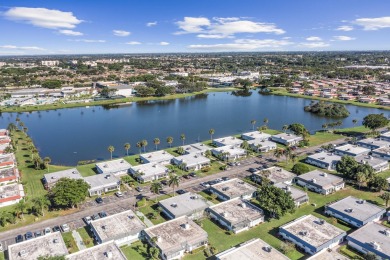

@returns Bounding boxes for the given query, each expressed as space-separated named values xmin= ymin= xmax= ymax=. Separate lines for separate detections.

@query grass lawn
xmin=0 ymin=252 xmax=4 ymax=260
xmin=120 ymin=241 xmax=149 ymax=260
xmin=123 ymin=154 xmax=142 ymax=166
xmin=77 ymin=227 xmax=94 ymax=248
xmin=379 ymin=169 xmax=390 ymax=179
xmin=76 ymin=163 xmax=98 ymax=177
xmin=62 ymin=231 xmax=79 ymax=254
xmin=138 ymin=194 xmax=172 ymax=225
xmin=263 ymin=129 xmax=282 ymax=135
xmin=198 ymin=191 xmax=220 ymax=205
xmin=308 ymin=131 xmax=343 ymax=146
xmin=339 ymin=245 xmax=364 ymax=260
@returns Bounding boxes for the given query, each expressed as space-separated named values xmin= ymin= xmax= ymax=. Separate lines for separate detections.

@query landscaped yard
xmin=77 ymin=227 xmax=94 ymax=248
xmin=137 ymin=194 xmax=172 ymax=225
xmin=62 ymin=231 xmax=79 ymax=254
xmin=120 ymin=241 xmax=149 ymax=260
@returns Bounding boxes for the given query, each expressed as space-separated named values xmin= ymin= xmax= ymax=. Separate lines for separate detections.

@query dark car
xmin=227 ymin=162 xmax=234 ymax=166
xmin=222 ymin=177 xmax=229 ymax=181
xmin=34 ymin=231 xmax=43 ymax=237
xmin=161 ymin=180 xmax=168 ymax=186
xmin=189 ymin=172 xmax=197 ymax=177
xmin=248 ymin=168 xmax=258 ymax=173
xmin=95 ymin=197 xmax=103 ymax=204
xmin=15 ymin=235 xmax=23 ymax=243
xmin=25 ymin=232 xmax=33 ymax=240
xmin=98 ymin=211 xmax=108 ymax=218
xmin=182 ymin=174 xmax=190 ymax=179
xmin=92 ymin=214 xmax=100 ymax=220
xmin=176 ymin=189 xmax=187 ymax=195
xmin=135 ymin=187 xmax=143 ymax=192
xmin=53 ymin=226 xmax=61 ymax=233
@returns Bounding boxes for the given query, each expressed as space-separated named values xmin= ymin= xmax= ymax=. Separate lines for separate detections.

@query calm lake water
xmin=0 ymin=91 xmax=386 ymax=165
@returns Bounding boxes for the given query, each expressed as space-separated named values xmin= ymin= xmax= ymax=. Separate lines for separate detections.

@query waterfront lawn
xmin=77 ymin=227 xmax=94 ymax=248
xmin=137 ymin=194 xmax=171 ymax=225
xmin=335 ymin=125 xmax=371 ymax=136
xmin=307 ymin=131 xmax=343 ymax=146
xmin=263 ymin=129 xmax=282 ymax=135
xmin=62 ymin=231 xmax=79 ymax=254
xmin=120 ymin=241 xmax=149 ymax=260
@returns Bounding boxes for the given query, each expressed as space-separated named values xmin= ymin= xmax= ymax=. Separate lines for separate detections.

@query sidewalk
xmin=136 ymin=211 xmax=154 ymax=227
xmin=72 ymin=230 xmax=86 ymax=250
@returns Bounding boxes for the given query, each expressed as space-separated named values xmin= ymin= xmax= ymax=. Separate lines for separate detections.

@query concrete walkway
xmin=136 ymin=211 xmax=154 ymax=227
xmin=72 ymin=230 xmax=86 ymax=250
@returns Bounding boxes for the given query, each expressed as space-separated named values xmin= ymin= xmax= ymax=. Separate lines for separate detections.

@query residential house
xmin=271 ymin=133 xmax=303 ymax=146
xmin=129 ymin=163 xmax=169 ymax=183
xmin=84 ymin=174 xmax=121 ymax=196
xmin=273 ymin=183 xmax=309 ymax=207
xmin=43 ymin=168 xmax=83 ymax=189
xmin=252 ymin=166 xmax=296 ymax=185
xmin=140 ymin=150 xmax=175 ymax=165
xmin=334 ymin=144 xmax=370 ymax=157
xmin=294 ymin=170 xmax=345 ymax=195
xmin=305 ymin=152 xmax=341 ymax=170
xmin=95 ymin=159 xmax=132 ymax=177
xmin=171 ymin=154 xmax=210 ymax=171
xmin=209 ymin=178 xmax=257 ymax=201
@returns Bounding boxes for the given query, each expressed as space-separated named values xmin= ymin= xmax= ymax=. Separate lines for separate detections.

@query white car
xmin=115 ymin=191 xmax=123 ymax=197
xmin=61 ymin=224 xmax=70 ymax=232
xmin=83 ymin=216 xmax=92 ymax=224
xmin=0 ymin=242 xmax=3 ymax=252
xmin=44 ymin=227 xmax=51 ymax=235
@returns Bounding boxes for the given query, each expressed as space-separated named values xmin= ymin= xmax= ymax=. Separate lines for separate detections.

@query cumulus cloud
xmin=188 ymin=38 xmax=292 ymax=51
xmin=175 ymin=16 xmax=285 ymax=38
xmin=299 ymin=42 xmax=330 ymax=48
xmin=306 ymin=36 xmax=322 ymax=41
xmin=0 ymin=45 xmax=45 ymax=50
xmin=69 ymin=39 xmax=106 ymax=43
xmin=126 ymin=41 xmax=141 ymax=45
xmin=59 ymin=30 xmax=83 ymax=36
xmin=113 ymin=30 xmax=131 ymax=37
xmin=4 ymin=7 xmax=82 ymax=29
xmin=354 ymin=16 xmax=390 ymax=30
xmin=333 ymin=35 xmax=355 ymax=41
xmin=147 ymin=21 xmax=157 ymax=27
xmin=336 ymin=25 xmax=354 ymax=31
xmin=159 ymin=42 xmax=170 ymax=46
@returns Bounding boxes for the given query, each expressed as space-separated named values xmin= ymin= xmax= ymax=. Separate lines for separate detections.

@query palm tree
xmin=141 ymin=140 xmax=148 ymax=152
xmin=273 ymin=148 xmax=284 ymax=160
xmin=150 ymin=181 xmax=163 ymax=202
xmin=177 ymin=147 xmax=185 ymax=155
xmin=153 ymin=138 xmax=160 ymax=151
xmin=290 ymin=153 xmax=298 ymax=164
xmin=15 ymin=200 xmax=27 ymax=219
xmin=166 ymin=137 xmax=173 ymax=148
xmin=209 ymin=129 xmax=215 ymax=142
xmin=32 ymin=196 xmax=50 ymax=217
xmin=322 ymin=124 xmax=328 ymax=132
xmin=263 ymin=118 xmax=269 ymax=127
xmin=7 ymin=123 xmax=17 ymax=133
xmin=136 ymin=142 xmax=142 ymax=154
xmin=379 ymin=192 xmax=390 ymax=207
xmin=352 ymin=119 xmax=358 ymax=126
xmin=168 ymin=174 xmax=180 ymax=196
xmin=124 ymin=143 xmax=131 ymax=156
xmin=108 ymin=145 xmax=115 ymax=160
xmin=180 ymin=134 xmax=186 ymax=146
xmin=43 ymin=157 xmax=51 ymax=172
xmin=282 ymin=125 xmax=288 ymax=133
xmin=284 ymin=147 xmax=292 ymax=163
xmin=23 ymin=127 xmax=28 ymax=136
xmin=0 ymin=211 xmax=12 ymax=227
xmin=250 ymin=120 xmax=257 ymax=131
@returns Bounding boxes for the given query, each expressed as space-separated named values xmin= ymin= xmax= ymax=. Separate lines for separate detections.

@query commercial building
xmin=240 ymin=131 xmax=271 ymax=141
xmin=211 ymin=146 xmax=246 ymax=161
xmin=346 ymin=222 xmax=390 ymax=259
xmin=215 ymin=238 xmax=289 ymax=260
xmin=171 ymin=154 xmax=210 ymax=171
xmin=84 ymin=174 xmax=121 ymax=196
xmin=206 ymin=198 xmax=264 ymax=234
xmin=279 ymin=215 xmax=346 ymax=255
xmin=273 ymin=183 xmax=309 ymax=207
xmin=357 ymin=138 xmax=390 ymax=150
xmin=270 ymin=133 xmax=303 ymax=146
xmin=96 ymin=159 xmax=132 ymax=176
xmin=96 ymin=81 xmax=134 ymax=97
xmin=334 ymin=144 xmax=370 ymax=157
xmin=324 ymin=196 xmax=385 ymax=228
xmin=0 ymin=167 xmax=19 ymax=184
xmin=43 ymin=168 xmax=83 ymax=189
xmin=129 ymin=163 xmax=169 ymax=183
xmin=294 ymin=170 xmax=345 ymax=195
xmin=305 ymin=152 xmax=341 ymax=170
xmin=252 ymin=166 xmax=296 ymax=185
xmin=212 ymin=136 xmax=243 ymax=147
xmin=0 ymin=183 xmax=25 ymax=208
xmin=158 ymin=192 xmax=209 ymax=220
xmin=8 ymin=232 xmax=68 ymax=260
xmin=371 ymin=146 xmax=390 ymax=160
xmin=90 ymin=209 xmax=146 ymax=246
xmin=247 ymin=139 xmax=277 ymax=152
xmin=354 ymin=154 xmax=389 ymax=173
xmin=140 ymin=150 xmax=174 ymax=165
xmin=142 ymin=216 xmax=208 ymax=260
xmin=209 ymin=178 xmax=257 ymax=201
xmin=66 ymin=241 xmax=127 ymax=260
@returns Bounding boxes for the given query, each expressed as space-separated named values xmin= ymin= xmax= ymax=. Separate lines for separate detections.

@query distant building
xmin=294 ymin=170 xmax=345 ymax=195
xmin=158 ymin=192 xmax=209 ymax=220
xmin=0 ymin=183 xmax=24 ymax=208
xmin=41 ymin=60 xmax=60 ymax=66
xmin=180 ymin=143 xmax=212 ymax=155
xmin=209 ymin=178 xmax=257 ymax=201
xmin=270 ymin=133 xmax=303 ymax=146
xmin=140 ymin=150 xmax=175 ymax=165
xmin=129 ymin=163 xmax=169 ymax=183
xmin=252 ymin=166 xmax=296 ymax=185
xmin=95 ymin=159 xmax=132 ymax=176
xmin=84 ymin=174 xmax=121 ymax=196
xmin=273 ymin=183 xmax=309 ymax=207
xmin=279 ymin=215 xmax=346 ymax=255
xmin=66 ymin=241 xmax=127 ymax=260
xmin=357 ymin=138 xmax=390 ymax=150
xmin=206 ymin=198 xmax=264 ymax=234
xmin=43 ymin=168 xmax=83 ymax=189
xmin=334 ymin=144 xmax=370 ymax=157
xmin=380 ymin=131 xmax=390 ymax=142
xmin=171 ymin=154 xmax=210 ymax=171
xmin=89 ymin=209 xmax=146 ymax=246
xmin=305 ymin=152 xmax=341 ymax=170
xmin=346 ymin=222 xmax=390 ymax=259
xmin=215 ymin=238 xmax=289 ymax=260
xmin=0 ymin=153 xmax=16 ymax=169
xmin=142 ymin=216 xmax=208 ymax=260
xmin=96 ymin=81 xmax=134 ymax=97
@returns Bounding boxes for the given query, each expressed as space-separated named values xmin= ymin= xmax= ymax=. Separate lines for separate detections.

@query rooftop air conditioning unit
xmin=105 ymin=251 xmax=113 ymax=259
xmin=171 ymin=203 xmax=177 ymax=208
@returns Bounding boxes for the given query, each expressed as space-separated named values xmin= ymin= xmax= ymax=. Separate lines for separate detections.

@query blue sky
xmin=1 ymin=0 xmax=390 ymax=55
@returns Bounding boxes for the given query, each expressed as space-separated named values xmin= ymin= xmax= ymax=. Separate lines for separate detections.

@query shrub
xmin=291 ymin=163 xmax=310 ymax=175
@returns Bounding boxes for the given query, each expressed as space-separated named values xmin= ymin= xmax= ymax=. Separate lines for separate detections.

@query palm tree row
xmin=273 ymin=147 xmax=298 ymax=164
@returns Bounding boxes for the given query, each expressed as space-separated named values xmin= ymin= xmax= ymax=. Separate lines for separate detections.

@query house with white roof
xmin=241 ymin=131 xmax=271 ymax=141
xmin=84 ymin=174 xmax=121 ymax=196
xmin=305 ymin=152 xmax=341 ymax=170
xmin=212 ymin=136 xmax=243 ymax=147
xmin=129 ymin=163 xmax=169 ymax=183
xmin=294 ymin=170 xmax=345 ymax=195
xmin=271 ymin=133 xmax=303 ymax=146
xmin=334 ymin=144 xmax=370 ymax=157
xmin=247 ymin=139 xmax=277 ymax=152
xmin=95 ymin=159 xmax=132 ymax=176
xmin=212 ymin=146 xmax=246 ymax=161
xmin=171 ymin=154 xmax=210 ymax=171
xmin=140 ymin=150 xmax=174 ymax=165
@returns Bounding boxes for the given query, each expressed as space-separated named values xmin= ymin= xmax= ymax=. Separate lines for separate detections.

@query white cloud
xmin=333 ymin=35 xmax=355 ymax=41
xmin=59 ymin=30 xmax=83 ymax=36
xmin=4 ymin=7 xmax=82 ymax=29
xmin=336 ymin=25 xmax=354 ymax=31
xmin=188 ymin=38 xmax=292 ymax=51
xmin=197 ymin=34 xmax=233 ymax=39
xmin=160 ymin=42 xmax=170 ymax=46
xmin=0 ymin=45 xmax=45 ymax=50
xmin=299 ymin=42 xmax=330 ymax=48
xmin=147 ymin=21 xmax=157 ymax=27
xmin=69 ymin=39 xmax=106 ymax=43
xmin=175 ymin=17 xmax=211 ymax=34
xmin=354 ymin=16 xmax=390 ymax=30
xmin=306 ymin=36 xmax=322 ymax=41
xmin=126 ymin=41 xmax=141 ymax=45
xmin=113 ymin=30 xmax=131 ymax=37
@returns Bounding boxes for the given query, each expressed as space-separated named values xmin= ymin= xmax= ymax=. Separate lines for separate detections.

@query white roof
xmin=335 ymin=144 xmax=370 ymax=156
xmin=241 ymin=131 xmax=271 ymax=140
xmin=306 ymin=152 xmax=341 ymax=165
xmin=140 ymin=150 xmax=174 ymax=164
xmin=129 ymin=163 xmax=168 ymax=178
xmin=158 ymin=192 xmax=209 ymax=218
xmin=84 ymin=174 xmax=120 ymax=191
xmin=212 ymin=146 xmax=246 ymax=156
xmin=95 ymin=159 xmax=132 ymax=174
xmin=213 ymin=136 xmax=244 ymax=146
xmin=44 ymin=168 xmax=83 ymax=185
xmin=172 ymin=154 xmax=210 ymax=167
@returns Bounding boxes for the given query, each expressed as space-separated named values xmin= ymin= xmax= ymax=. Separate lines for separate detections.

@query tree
xmin=250 ymin=120 xmax=257 ymax=131
xmin=166 ymin=136 xmax=173 ymax=148
xmin=240 ymin=140 xmax=250 ymax=150
xmin=150 ymin=181 xmax=163 ymax=202
xmin=263 ymin=118 xmax=269 ymax=126
xmin=379 ymin=192 xmax=390 ymax=207
xmin=282 ymin=125 xmax=288 ymax=133
xmin=0 ymin=211 xmax=13 ymax=227
xmin=336 ymin=156 xmax=359 ymax=180
xmin=153 ymin=138 xmax=160 ymax=151
xmin=288 ymin=123 xmax=309 ymax=139
xmin=365 ymin=252 xmax=379 ymax=260
xmin=108 ymin=145 xmax=115 ymax=160
xmin=209 ymin=129 xmax=215 ymax=142
xmin=15 ymin=200 xmax=27 ymax=219
xmin=177 ymin=146 xmax=185 ymax=155
xmin=356 ymin=172 xmax=367 ymax=190
xmin=321 ymin=123 xmax=328 ymax=131
xmin=257 ymin=185 xmax=295 ymax=218
xmin=362 ymin=113 xmax=389 ymax=133
xmin=124 ymin=143 xmax=131 ymax=156
xmin=368 ymin=176 xmax=389 ymax=192
xmin=43 ymin=157 xmax=51 ymax=172
xmin=204 ymin=150 xmax=212 ymax=158
xmin=50 ymin=178 xmax=90 ymax=208
xmin=273 ymin=148 xmax=284 ymax=160
xmin=23 ymin=127 xmax=28 ymax=135
xmin=7 ymin=123 xmax=17 ymax=133
xmin=180 ymin=134 xmax=186 ymax=146
xmin=149 ymin=247 xmax=160 ymax=259
xmin=168 ymin=174 xmax=180 ymax=196
xmin=32 ymin=196 xmax=51 ymax=217
xmin=284 ymin=147 xmax=292 ymax=163
xmin=291 ymin=163 xmax=310 ymax=175
xmin=136 ymin=142 xmax=142 ymax=154
xmin=352 ymin=119 xmax=358 ymax=126
xmin=33 ymin=156 xmax=43 ymax=170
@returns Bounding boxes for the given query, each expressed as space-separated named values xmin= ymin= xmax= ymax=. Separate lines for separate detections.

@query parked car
xmin=176 ymin=189 xmax=187 ymax=195
xmin=91 ymin=214 xmax=100 ymax=220
xmin=95 ymin=197 xmax=103 ymax=204
xmin=200 ymin=182 xmax=210 ymax=188
xmin=115 ymin=191 xmax=123 ymax=197
xmin=34 ymin=231 xmax=43 ymax=237
xmin=53 ymin=226 xmax=61 ymax=233
xmin=235 ymin=162 xmax=241 ymax=166
xmin=15 ymin=235 xmax=23 ymax=243
xmin=98 ymin=211 xmax=108 ymax=218
xmin=25 ymin=232 xmax=33 ymax=240
xmin=248 ymin=168 xmax=258 ymax=173
xmin=222 ymin=177 xmax=230 ymax=181
xmin=135 ymin=187 xmax=143 ymax=192
xmin=44 ymin=227 xmax=51 ymax=235
xmin=161 ymin=180 xmax=168 ymax=186
xmin=61 ymin=224 xmax=70 ymax=232
xmin=189 ymin=172 xmax=197 ymax=177
xmin=182 ymin=174 xmax=190 ymax=179
xmin=83 ymin=216 xmax=92 ymax=224
xmin=227 ymin=162 xmax=234 ymax=166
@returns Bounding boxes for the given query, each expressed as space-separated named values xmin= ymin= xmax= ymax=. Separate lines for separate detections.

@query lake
xmin=0 ymin=91 xmax=385 ymax=165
